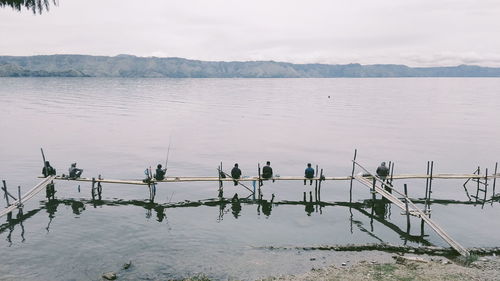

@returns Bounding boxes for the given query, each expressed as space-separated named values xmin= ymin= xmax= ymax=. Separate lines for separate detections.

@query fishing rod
xmin=165 ymin=136 xmax=172 ymax=170
xmin=41 ymin=148 xmax=49 ymax=176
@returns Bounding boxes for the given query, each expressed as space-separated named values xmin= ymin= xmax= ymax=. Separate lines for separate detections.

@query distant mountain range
xmin=1 ymin=54 xmax=500 ymax=78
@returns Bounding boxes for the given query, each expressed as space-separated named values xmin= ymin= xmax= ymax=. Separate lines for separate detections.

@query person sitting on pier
xmin=68 ymin=163 xmax=83 ymax=179
xmin=262 ymin=161 xmax=273 ymax=180
xmin=42 ymin=161 xmax=56 ymax=177
xmin=154 ymin=164 xmax=167 ymax=181
xmin=231 ymin=163 xmax=242 ymax=186
xmin=304 ymin=163 xmax=315 ymax=185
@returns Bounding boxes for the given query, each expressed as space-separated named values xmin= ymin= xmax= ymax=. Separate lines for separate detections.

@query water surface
xmin=0 ymin=78 xmax=499 ymax=280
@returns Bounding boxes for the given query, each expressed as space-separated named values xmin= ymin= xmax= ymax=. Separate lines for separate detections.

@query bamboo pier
xmin=37 ymin=173 xmax=500 ymax=185
xmin=3 ymin=150 xmax=499 ymax=258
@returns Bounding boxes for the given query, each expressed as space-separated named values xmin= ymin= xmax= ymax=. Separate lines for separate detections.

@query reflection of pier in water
xmin=2 ymin=194 xmax=492 ymax=249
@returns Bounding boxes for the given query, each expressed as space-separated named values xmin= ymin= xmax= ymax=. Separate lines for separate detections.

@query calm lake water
xmin=0 ymin=78 xmax=499 ymax=280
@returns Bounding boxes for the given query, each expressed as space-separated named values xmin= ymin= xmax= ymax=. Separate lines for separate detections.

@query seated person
xmin=154 ymin=164 xmax=167 ymax=181
xmin=304 ymin=163 xmax=315 ymax=185
xmin=42 ymin=161 xmax=56 ymax=177
xmin=68 ymin=163 xmax=83 ymax=179
xmin=262 ymin=161 xmax=273 ymax=179
xmin=231 ymin=163 xmax=242 ymax=186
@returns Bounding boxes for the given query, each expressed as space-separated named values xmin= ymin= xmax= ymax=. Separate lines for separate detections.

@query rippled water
xmin=0 ymin=78 xmax=499 ymax=280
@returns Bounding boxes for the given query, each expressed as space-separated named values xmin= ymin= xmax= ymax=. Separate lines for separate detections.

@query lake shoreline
xmin=257 ymin=254 xmax=500 ymax=281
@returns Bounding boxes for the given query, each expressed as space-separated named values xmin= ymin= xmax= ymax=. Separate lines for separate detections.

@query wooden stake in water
xmin=91 ymin=177 xmax=96 ymax=200
xmin=349 ymin=149 xmax=357 ymax=203
xmin=17 ymin=186 xmax=22 ymax=207
xmin=484 ymin=168 xmax=488 ymax=202
xmin=2 ymin=180 xmax=10 ymax=206
xmin=404 ymin=183 xmax=410 ymax=234
xmin=475 ymin=166 xmax=481 ymax=201
xmin=493 ymin=162 xmax=498 ymax=201
xmin=389 ymin=162 xmax=395 ymax=185
xmin=258 ymin=164 xmax=262 ymax=187
xmin=314 ymin=164 xmax=318 ymax=189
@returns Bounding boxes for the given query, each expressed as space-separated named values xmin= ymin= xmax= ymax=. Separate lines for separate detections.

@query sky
xmin=1 ymin=0 xmax=500 ymax=67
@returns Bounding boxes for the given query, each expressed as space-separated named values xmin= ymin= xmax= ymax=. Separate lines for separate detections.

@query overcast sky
xmin=1 ymin=0 xmax=500 ymax=66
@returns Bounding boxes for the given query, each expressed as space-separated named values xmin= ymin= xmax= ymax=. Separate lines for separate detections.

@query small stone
xmin=102 ymin=272 xmax=117 ymax=280
xmin=122 ymin=261 xmax=132 ymax=270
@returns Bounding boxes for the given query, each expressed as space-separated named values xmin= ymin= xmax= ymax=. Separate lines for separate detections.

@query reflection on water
xmin=3 ymin=190 xmax=488 ymax=248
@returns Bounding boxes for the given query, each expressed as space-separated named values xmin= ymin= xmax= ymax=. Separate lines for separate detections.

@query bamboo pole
xmin=17 ymin=186 xmax=22 ymax=207
xmin=349 ymin=149 xmax=357 ymax=203
xmin=493 ymin=162 xmax=498 ymax=200
xmin=404 ymin=184 xmax=410 ymax=234
xmin=475 ymin=166 xmax=480 ymax=201
xmin=483 ymin=168 xmax=488 ymax=203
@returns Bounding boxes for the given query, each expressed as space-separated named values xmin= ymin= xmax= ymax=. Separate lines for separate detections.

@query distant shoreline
xmin=2 ymin=54 xmax=500 ymax=78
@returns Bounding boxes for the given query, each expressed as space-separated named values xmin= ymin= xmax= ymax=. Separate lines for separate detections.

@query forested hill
xmin=1 ymin=54 xmax=500 ymax=77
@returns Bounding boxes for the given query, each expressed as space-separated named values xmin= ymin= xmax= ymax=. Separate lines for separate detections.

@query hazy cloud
xmin=1 ymin=0 xmax=500 ymax=66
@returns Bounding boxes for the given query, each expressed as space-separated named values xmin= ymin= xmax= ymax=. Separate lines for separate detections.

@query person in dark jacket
xmin=231 ymin=163 xmax=242 ymax=186
xmin=42 ymin=161 xmax=56 ymax=177
xmin=262 ymin=161 xmax=273 ymax=179
xmin=376 ymin=162 xmax=391 ymax=192
xmin=155 ymin=164 xmax=167 ymax=181
xmin=304 ymin=163 xmax=315 ymax=185
xmin=376 ymin=162 xmax=389 ymax=180
xmin=68 ymin=163 xmax=83 ymax=179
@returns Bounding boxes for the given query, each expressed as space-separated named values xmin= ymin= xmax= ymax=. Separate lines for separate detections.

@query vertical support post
xmin=424 ymin=161 xmax=430 ymax=206
xmin=318 ymin=169 xmax=324 ymax=192
xmin=484 ymin=168 xmax=488 ymax=202
xmin=475 ymin=166 xmax=480 ymax=201
xmin=349 ymin=149 xmax=357 ymax=203
xmin=97 ymin=175 xmax=102 ymax=200
xmin=389 ymin=162 xmax=395 ymax=185
xmin=314 ymin=164 xmax=318 ymax=189
xmin=218 ymin=163 xmax=222 ymax=189
xmin=258 ymin=164 xmax=262 ymax=187
xmin=404 ymin=184 xmax=410 ymax=233
xmin=427 ymin=161 xmax=434 ymax=211
xmin=493 ymin=162 xmax=498 ymax=201
xmin=17 ymin=186 xmax=22 ymax=206
xmin=2 ymin=180 xmax=10 ymax=206
xmin=91 ymin=177 xmax=96 ymax=200
xmin=372 ymin=177 xmax=376 ymax=202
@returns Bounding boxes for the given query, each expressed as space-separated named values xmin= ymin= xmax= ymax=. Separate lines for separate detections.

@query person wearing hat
xmin=68 ymin=163 xmax=83 ymax=179
xmin=42 ymin=161 xmax=56 ymax=177
xmin=231 ymin=163 xmax=242 ymax=186
xmin=154 ymin=164 xmax=167 ymax=181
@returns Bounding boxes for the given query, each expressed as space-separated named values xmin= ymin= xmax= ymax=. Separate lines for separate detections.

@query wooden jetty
xmin=352 ymin=161 xmax=470 ymax=257
xmin=0 ymin=176 xmax=55 ymax=219
xmin=39 ymin=173 xmax=499 ymax=185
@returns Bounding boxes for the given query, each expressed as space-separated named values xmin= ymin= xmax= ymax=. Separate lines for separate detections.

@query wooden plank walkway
xmin=40 ymin=173 xmax=500 ymax=186
xmin=0 ymin=176 xmax=56 ymax=218
xmin=353 ymin=161 xmax=470 ymax=257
